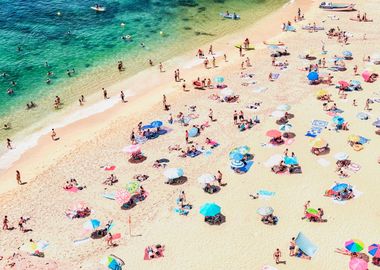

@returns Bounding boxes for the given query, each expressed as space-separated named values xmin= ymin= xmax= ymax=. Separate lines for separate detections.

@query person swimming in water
xmin=140 ymin=42 xmax=145 ymax=48
xmin=7 ymin=88 xmax=14 ymax=95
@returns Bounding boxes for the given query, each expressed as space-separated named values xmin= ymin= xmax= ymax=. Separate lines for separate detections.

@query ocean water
xmin=0 ymin=0 xmax=286 ymax=143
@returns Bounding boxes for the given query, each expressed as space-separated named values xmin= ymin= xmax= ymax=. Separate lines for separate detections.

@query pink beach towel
xmin=65 ymin=186 xmax=79 ymax=193
xmin=104 ymin=165 xmax=116 ymax=171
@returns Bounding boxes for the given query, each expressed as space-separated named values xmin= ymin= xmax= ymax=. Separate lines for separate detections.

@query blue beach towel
xmin=258 ymin=190 xmax=276 ymax=197
xmin=239 ymin=161 xmax=254 ymax=173
xmin=187 ymin=150 xmax=201 ymax=158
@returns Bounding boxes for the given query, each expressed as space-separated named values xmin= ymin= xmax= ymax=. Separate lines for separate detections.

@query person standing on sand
xmin=273 ymin=248 xmax=283 ymax=264
xmin=120 ymin=91 xmax=126 ymax=102
xmin=159 ymin=62 xmax=163 ymax=72
xmin=303 ymin=201 xmax=310 ymax=216
xmin=239 ymin=45 xmax=242 ymax=57
xmin=3 ymin=216 xmax=9 ymax=230
xmin=215 ymin=170 xmax=225 ymax=186
xmin=208 ymin=45 xmax=213 ymax=55
xmin=6 ymin=138 xmax=12 ymax=149
xmin=224 ymin=53 xmax=227 ymax=62
xmin=16 ymin=170 xmax=21 ymax=185
xmin=212 ymin=57 xmax=216 ymax=68
xmin=364 ymin=98 xmax=371 ymax=111
xmin=51 ymin=129 xmax=57 ymax=141
xmin=102 ymin=88 xmax=108 ymax=99
xmin=289 ymin=237 xmax=296 ymax=256
xmin=208 ymin=108 xmax=214 ymax=121
xmin=185 ymin=130 xmax=189 ymax=144
xmin=182 ymin=80 xmax=186 ymax=91
xmin=149 ymin=59 xmax=153 ymax=66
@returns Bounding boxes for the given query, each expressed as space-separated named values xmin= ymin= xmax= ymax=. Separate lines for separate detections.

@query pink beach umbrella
xmin=115 ymin=190 xmax=131 ymax=205
xmin=349 ymin=258 xmax=368 ymax=270
xmin=122 ymin=144 xmax=141 ymax=154
xmin=338 ymin=81 xmax=349 ymax=88
xmin=362 ymin=70 xmax=371 ymax=82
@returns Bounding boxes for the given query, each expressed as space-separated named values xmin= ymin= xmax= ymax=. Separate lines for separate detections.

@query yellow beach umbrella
xmin=348 ymin=134 xmax=360 ymax=142
xmin=310 ymin=137 xmax=327 ymax=148
xmin=316 ymin=89 xmax=328 ymax=98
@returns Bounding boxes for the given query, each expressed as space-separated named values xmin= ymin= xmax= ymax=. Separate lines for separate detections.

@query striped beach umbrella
xmin=368 ymin=244 xmax=380 ymax=257
xmin=345 ymin=239 xmax=364 ymax=252
xmin=83 ymin=219 xmax=100 ymax=230
xmin=230 ymin=159 xmax=245 ymax=168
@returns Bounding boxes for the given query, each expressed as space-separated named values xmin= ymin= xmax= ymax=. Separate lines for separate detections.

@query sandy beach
xmin=1 ymin=0 xmax=380 ymax=269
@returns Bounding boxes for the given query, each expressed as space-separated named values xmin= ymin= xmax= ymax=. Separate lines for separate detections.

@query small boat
xmin=319 ymin=2 xmax=355 ymax=11
xmin=91 ymin=5 xmax=106 ymax=12
xmin=220 ymin=12 xmax=240 ymax=20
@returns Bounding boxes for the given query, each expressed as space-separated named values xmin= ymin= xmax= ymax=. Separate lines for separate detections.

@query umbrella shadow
xmin=165 ymin=176 xmax=188 ymax=185
xmin=283 ymin=132 xmax=296 ymax=139
xmin=128 ymin=156 xmax=147 ymax=164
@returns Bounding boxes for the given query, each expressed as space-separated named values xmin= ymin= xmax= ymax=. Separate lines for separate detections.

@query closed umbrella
xmin=310 ymin=137 xmax=327 ymax=148
xmin=198 ymin=174 xmax=215 ymax=185
xmin=334 ymin=152 xmax=349 ymax=161
xmin=266 ymin=129 xmax=282 ymax=138
xmin=122 ymin=144 xmax=141 ymax=153
xmin=230 ymin=159 xmax=245 ymax=168
xmin=200 ymin=202 xmax=221 ymax=217
xmin=276 ymin=104 xmax=291 ymax=111
xmin=150 ymin=120 xmax=163 ymax=128
xmin=83 ymin=219 xmax=101 ymax=230
xmin=368 ymin=244 xmax=380 ymax=257
xmin=307 ymin=72 xmax=319 ymax=81
xmin=345 ymin=239 xmax=364 ymax=252
xmin=164 ymin=168 xmax=184 ymax=179
xmin=256 ymin=206 xmax=274 ymax=216
xmin=115 ymin=190 xmax=131 ymax=204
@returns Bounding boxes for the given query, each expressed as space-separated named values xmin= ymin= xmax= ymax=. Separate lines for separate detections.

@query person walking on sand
xmin=16 ymin=170 xmax=21 ymax=185
xmin=51 ymin=129 xmax=57 ymax=141
xmin=364 ymin=98 xmax=371 ymax=111
xmin=185 ymin=130 xmax=189 ymax=144
xmin=208 ymin=45 xmax=213 ymax=55
xmin=159 ymin=62 xmax=163 ymax=72
xmin=224 ymin=53 xmax=227 ymax=62
xmin=6 ymin=138 xmax=12 ymax=149
xmin=120 ymin=91 xmax=126 ymax=102
xmin=239 ymin=45 xmax=242 ymax=57
xmin=303 ymin=201 xmax=310 ymax=219
xmin=102 ymin=88 xmax=108 ymax=99
xmin=273 ymin=248 xmax=283 ymax=264
xmin=3 ymin=216 xmax=9 ymax=230
xmin=212 ymin=57 xmax=216 ymax=68
xmin=208 ymin=108 xmax=214 ymax=121
xmin=18 ymin=217 xmax=25 ymax=232
xmin=233 ymin=110 xmax=238 ymax=125
xmin=289 ymin=237 xmax=296 ymax=256
xmin=215 ymin=170 xmax=225 ymax=186
xmin=353 ymin=65 xmax=358 ymax=75
xmin=182 ymin=80 xmax=186 ymax=91
xmin=106 ymin=233 xmax=114 ymax=246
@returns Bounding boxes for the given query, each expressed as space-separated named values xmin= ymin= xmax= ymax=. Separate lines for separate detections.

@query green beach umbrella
xmin=126 ymin=181 xmax=140 ymax=194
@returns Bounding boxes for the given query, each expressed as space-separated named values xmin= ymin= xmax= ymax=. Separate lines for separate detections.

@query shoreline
xmin=0 ymin=0 xmax=310 ymax=183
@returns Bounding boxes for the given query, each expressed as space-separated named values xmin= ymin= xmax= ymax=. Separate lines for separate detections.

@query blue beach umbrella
xmin=332 ymin=116 xmax=345 ymax=125
xmin=83 ymin=219 xmax=101 ymax=230
xmin=188 ymin=127 xmax=199 ymax=137
xmin=214 ymin=76 xmax=224 ymax=83
xmin=332 ymin=183 xmax=349 ymax=192
xmin=200 ymin=202 xmax=221 ymax=217
xmin=141 ymin=124 xmax=153 ymax=130
xmin=350 ymin=80 xmax=361 ymax=86
xmin=150 ymin=120 xmax=163 ymax=128
xmin=307 ymin=72 xmax=319 ymax=81
xmin=229 ymin=152 xmax=244 ymax=160
xmin=230 ymin=159 xmax=245 ymax=168
xmin=342 ymin=51 xmax=352 ymax=57
xmin=284 ymin=156 xmax=298 ymax=165
xmin=164 ymin=168 xmax=184 ymax=179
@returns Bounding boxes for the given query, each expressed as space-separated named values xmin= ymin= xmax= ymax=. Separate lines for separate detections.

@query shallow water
xmin=0 ymin=0 xmax=286 ymax=142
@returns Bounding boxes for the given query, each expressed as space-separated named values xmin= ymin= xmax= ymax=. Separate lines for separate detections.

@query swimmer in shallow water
xmin=140 ymin=42 xmax=145 ymax=48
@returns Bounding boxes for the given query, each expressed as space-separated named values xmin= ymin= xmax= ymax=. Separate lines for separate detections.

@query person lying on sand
xmin=103 ymin=174 xmax=118 ymax=185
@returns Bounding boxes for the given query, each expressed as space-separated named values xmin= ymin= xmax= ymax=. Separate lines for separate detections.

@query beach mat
xmin=73 ymin=237 xmax=90 ymax=246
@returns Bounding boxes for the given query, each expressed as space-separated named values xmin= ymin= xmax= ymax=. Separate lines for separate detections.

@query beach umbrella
xmin=279 ymin=123 xmax=292 ymax=131
xmin=343 ymin=51 xmax=352 ymax=57
xmin=356 ymin=112 xmax=369 ymax=120
xmin=348 ymin=134 xmax=360 ymax=143
xmin=220 ymin=88 xmax=233 ymax=97
xmin=150 ymin=120 xmax=163 ymax=128
xmin=368 ymin=244 xmax=380 ymax=257
xmin=229 ymin=151 xmax=244 ymax=160
xmin=349 ymin=257 xmax=368 ymax=270
xmin=371 ymin=54 xmax=380 ymax=64
xmin=237 ymin=145 xmax=251 ymax=155
xmin=200 ymin=202 xmax=221 ymax=217
xmin=334 ymin=152 xmax=349 ymax=161
xmin=125 ymin=181 xmax=140 ymax=194
xmin=305 ymin=208 xmax=319 ymax=218
xmin=230 ymin=159 xmax=245 ymax=168
xmin=338 ymin=81 xmax=349 ymax=88
xmin=100 ymin=255 xmax=122 ymax=270
xmin=270 ymin=110 xmax=285 ymax=118
xmin=284 ymin=156 xmax=298 ymax=165
xmin=141 ymin=124 xmax=153 ymax=130
xmin=332 ymin=183 xmax=349 ymax=192
xmin=256 ymin=206 xmax=274 ymax=216
xmin=310 ymin=137 xmax=327 ymax=148
xmin=332 ymin=116 xmax=345 ymax=125
xmin=214 ymin=76 xmax=224 ymax=83
xmin=266 ymin=129 xmax=282 ymax=138
xmin=198 ymin=174 xmax=215 ymax=185
xmin=115 ymin=190 xmax=131 ymax=204
xmin=316 ymin=89 xmax=328 ymax=98
xmin=350 ymin=80 xmax=361 ymax=86
xmin=362 ymin=70 xmax=371 ymax=82
xmin=188 ymin=127 xmax=199 ymax=137
xmin=163 ymin=168 xmax=184 ymax=179
xmin=345 ymin=239 xmax=364 ymax=253
xmin=20 ymin=240 xmax=49 ymax=254
xmin=83 ymin=219 xmax=100 ymax=230
xmin=276 ymin=104 xmax=291 ymax=111
xmin=307 ymin=72 xmax=319 ymax=81
xmin=372 ymin=119 xmax=380 ymax=128
xmin=122 ymin=144 xmax=141 ymax=154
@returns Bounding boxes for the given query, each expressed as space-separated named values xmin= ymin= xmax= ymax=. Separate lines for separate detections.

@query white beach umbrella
xmin=334 ymin=152 xmax=349 ymax=161
xmin=163 ymin=168 xmax=184 ymax=179
xmin=270 ymin=110 xmax=285 ymax=118
xmin=276 ymin=104 xmax=291 ymax=111
xmin=220 ymin=88 xmax=234 ymax=97
xmin=198 ymin=174 xmax=215 ymax=185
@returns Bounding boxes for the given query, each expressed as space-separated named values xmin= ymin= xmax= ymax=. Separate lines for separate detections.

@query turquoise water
xmin=0 ymin=0 xmax=286 ymax=141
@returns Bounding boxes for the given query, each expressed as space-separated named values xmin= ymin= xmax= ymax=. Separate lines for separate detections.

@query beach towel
xmin=102 ymin=165 xmax=116 ymax=171
xmin=270 ymin=73 xmax=280 ymax=80
xmin=102 ymin=193 xmax=115 ymax=200
xmin=284 ymin=156 xmax=298 ymax=165
xmin=295 ymin=232 xmax=318 ymax=257
xmin=285 ymin=138 xmax=295 ymax=145
xmin=306 ymin=120 xmax=328 ymax=137
xmin=73 ymin=237 xmax=90 ymax=246
xmin=358 ymin=136 xmax=369 ymax=144
xmin=258 ymin=190 xmax=276 ymax=198
xmin=187 ymin=151 xmax=201 ymax=158
xmin=347 ymin=163 xmax=361 ymax=172
xmin=240 ymin=161 xmax=254 ymax=173
xmin=144 ymin=247 xmax=164 ymax=260
xmin=65 ymin=186 xmax=79 ymax=193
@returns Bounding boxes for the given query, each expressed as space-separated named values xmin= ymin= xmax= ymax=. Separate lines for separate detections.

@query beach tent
xmin=295 ymin=232 xmax=318 ymax=257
